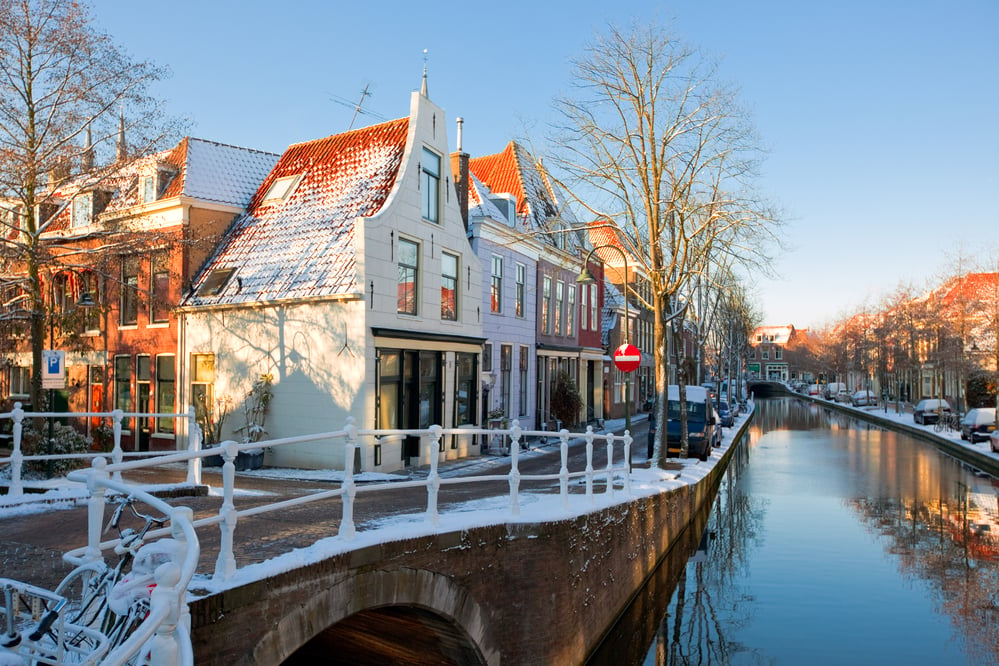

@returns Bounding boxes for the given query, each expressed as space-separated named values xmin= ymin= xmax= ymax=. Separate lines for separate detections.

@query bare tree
xmin=0 ymin=0 xmax=181 ymax=412
xmin=549 ymin=22 xmax=782 ymax=465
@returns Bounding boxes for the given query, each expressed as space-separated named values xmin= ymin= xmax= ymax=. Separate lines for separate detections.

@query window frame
xmin=120 ymin=255 xmax=140 ymax=326
xmin=515 ymin=263 xmax=525 ymax=318
xmin=441 ymin=251 xmax=458 ymax=321
xmin=397 ymin=238 xmax=419 ymax=316
xmin=490 ymin=255 xmax=503 ymax=314
xmin=421 ymin=147 xmax=441 ymax=223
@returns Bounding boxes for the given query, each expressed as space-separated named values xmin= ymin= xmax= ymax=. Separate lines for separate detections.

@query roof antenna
xmin=329 ymin=84 xmax=386 ymax=130
xmin=421 ymin=49 xmax=429 ymax=97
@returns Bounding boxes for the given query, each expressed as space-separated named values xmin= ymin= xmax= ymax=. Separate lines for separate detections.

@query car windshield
xmin=667 ymin=400 xmax=707 ymax=420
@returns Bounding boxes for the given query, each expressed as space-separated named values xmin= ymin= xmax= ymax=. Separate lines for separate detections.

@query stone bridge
xmin=189 ymin=440 xmax=742 ymax=665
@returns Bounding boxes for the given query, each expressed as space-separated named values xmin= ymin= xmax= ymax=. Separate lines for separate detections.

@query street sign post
xmin=613 ymin=343 xmax=641 ymax=373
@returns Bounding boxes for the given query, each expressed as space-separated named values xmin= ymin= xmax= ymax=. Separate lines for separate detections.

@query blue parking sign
xmin=42 ymin=350 xmax=66 ymax=389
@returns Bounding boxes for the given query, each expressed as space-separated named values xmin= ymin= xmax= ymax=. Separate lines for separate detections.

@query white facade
xmin=179 ymin=89 xmax=483 ymax=472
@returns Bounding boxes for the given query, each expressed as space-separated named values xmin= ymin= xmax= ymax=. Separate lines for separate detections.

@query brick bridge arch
xmin=255 ymin=567 xmax=495 ymax=664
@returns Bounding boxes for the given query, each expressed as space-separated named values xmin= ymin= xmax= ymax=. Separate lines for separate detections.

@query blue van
xmin=664 ymin=385 xmax=717 ymax=461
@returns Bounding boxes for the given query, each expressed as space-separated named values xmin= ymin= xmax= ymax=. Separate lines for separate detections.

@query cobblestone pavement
xmin=1 ymin=418 xmax=651 ymax=594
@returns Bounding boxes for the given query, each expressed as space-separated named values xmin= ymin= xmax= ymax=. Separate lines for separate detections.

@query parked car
xmin=717 ymin=400 xmax=735 ymax=427
xmin=663 ymin=385 xmax=717 ymax=461
xmin=851 ymin=389 xmax=877 ymax=407
xmin=991 ymin=429 xmax=999 ymax=453
xmin=824 ymin=382 xmax=848 ymax=400
xmin=835 ymin=389 xmax=853 ymax=403
xmin=960 ymin=408 xmax=996 ymax=443
xmin=913 ymin=398 xmax=952 ymax=425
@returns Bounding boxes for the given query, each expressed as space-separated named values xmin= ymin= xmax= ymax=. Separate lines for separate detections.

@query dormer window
xmin=141 ymin=175 xmax=156 ymax=203
xmin=262 ymin=175 xmax=301 ymax=203
xmin=72 ymin=193 xmax=92 ymax=228
xmin=421 ymin=148 xmax=441 ymax=223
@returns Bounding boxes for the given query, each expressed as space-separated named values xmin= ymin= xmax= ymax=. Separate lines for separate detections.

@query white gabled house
xmin=177 ymin=84 xmax=483 ymax=472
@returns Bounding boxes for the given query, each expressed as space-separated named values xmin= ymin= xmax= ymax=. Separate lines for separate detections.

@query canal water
xmin=642 ymin=397 xmax=999 ymax=665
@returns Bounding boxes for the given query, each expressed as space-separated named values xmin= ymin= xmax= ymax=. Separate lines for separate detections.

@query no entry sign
xmin=613 ymin=343 xmax=641 ymax=373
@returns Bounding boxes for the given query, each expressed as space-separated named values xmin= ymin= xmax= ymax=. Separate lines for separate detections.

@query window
xmin=377 ymin=351 xmax=401 ymax=430
xmin=141 ymin=175 xmax=156 ymax=203
xmin=455 ymin=352 xmax=476 ymax=426
xmin=156 ymin=355 xmax=175 ymax=434
xmin=421 ymin=148 xmax=441 ymax=223
xmin=482 ymin=343 xmax=492 ymax=373
xmin=589 ymin=283 xmax=598 ymax=330
xmin=566 ymin=284 xmax=575 ymax=337
xmin=114 ymin=355 xmax=132 ymax=428
xmin=515 ymin=263 xmax=525 ymax=318
xmin=775 ymin=348 xmax=783 ymax=360
xmin=397 ymin=238 xmax=419 ymax=315
xmin=191 ymin=353 xmax=215 ymax=440
xmin=8 ymin=366 xmax=29 ymax=396
xmin=519 ymin=346 xmax=529 ymax=417
xmin=71 ymin=193 xmax=91 ymax=228
xmin=500 ymin=345 xmax=512 ymax=417
xmin=554 ymin=281 xmax=564 ymax=335
xmin=581 ymin=283 xmax=589 ymax=331
xmin=151 ymin=253 xmax=169 ymax=323
xmin=490 ymin=255 xmax=502 ymax=314
xmin=137 ymin=355 xmax=151 ymax=436
xmin=762 ymin=350 xmax=769 ymax=360
xmin=542 ymin=276 xmax=552 ymax=334
xmin=120 ymin=256 xmax=140 ymax=325
xmin=197 ymin=267 xmax=234 ymax=297
xmin=262 ymin=174 xmax=301 ymax=202
xmin=80 ymin=272 xmax=101 ymax=332
xmin=441 ymin=252 xmax=458 ymax=321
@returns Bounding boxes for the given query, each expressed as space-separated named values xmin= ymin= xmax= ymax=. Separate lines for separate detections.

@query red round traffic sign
xmin=613 ymin=343 xmax=641 ymax=373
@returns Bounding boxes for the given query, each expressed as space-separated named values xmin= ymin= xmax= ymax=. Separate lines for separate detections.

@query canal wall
xmin=189 ymin=419 xmax=755 ymax=665
xmin=790 ymin=389 xmax=999 ymax=479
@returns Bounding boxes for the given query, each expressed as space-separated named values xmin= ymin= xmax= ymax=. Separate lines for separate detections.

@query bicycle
xmin=1 ymin=578 xmax=108 ymax=664
xmin=933 ymin=412 xmax=961 ymax=433
xmin=52 ymin=494 xmax=174 ymax=661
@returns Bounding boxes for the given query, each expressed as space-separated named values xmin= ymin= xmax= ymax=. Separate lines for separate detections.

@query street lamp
xmin=577 ymin=245 xmax=632 ymax=433
xmin=45 ymin=272 xmax=97 ymax=477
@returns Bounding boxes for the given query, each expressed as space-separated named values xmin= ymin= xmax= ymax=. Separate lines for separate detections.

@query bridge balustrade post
xmin=508 ymin=424 xmax=523 ymax=517
xmin=425 ymin=425 xmax=442 ymax=526
xmin=185 ymin=406 xmax=202 ymax=486
xmin=170 ymin=506 xmax=195 ymax=648
xmin=8 ymin=402 xmax=24 ymax=497
xmin=213 ymin=441 xmax=239 ymax=581
xmin=584 ymin=428 xmax=595 ymax=503
xmin=83 ymin=457 xmax=109 ymax=565
xmin=147 ymin=561 xmax=182 ymax=666
xmin=558 ymin=428 xmax=569 ymax=509
xmin=340 ymin=418 xmax=357 ymax=539
xmin=603 ymin=429 xmax=615 ymax=498
xmin=111 ymin=409 xmax=124 ymax=482
xmin=623 ymin=431 xmax=632 ymax=494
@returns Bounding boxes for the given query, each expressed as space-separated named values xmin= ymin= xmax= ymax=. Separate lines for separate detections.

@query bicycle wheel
xmin=55 ymin=563 xmax=112 ymax=651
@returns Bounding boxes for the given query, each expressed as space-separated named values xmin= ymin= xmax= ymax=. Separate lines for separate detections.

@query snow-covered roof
xmin=171 ymin=138 xmax=280 ymax=207
xmin=468 ymin=141 xmax=580 ymax=249
xmin=601 ymin=281 xmax=624 ymax=346
xmin=466 ymin=172 xmax=508 ymax=222
xmin=183 ymin=117 xmax=409 ymax=307
xmin=754 ymin=325 xmax=794 ymax=345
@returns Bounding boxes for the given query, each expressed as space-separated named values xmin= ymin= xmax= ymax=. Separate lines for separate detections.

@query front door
xmin=397 ymin=351 xmax=442 ymax=463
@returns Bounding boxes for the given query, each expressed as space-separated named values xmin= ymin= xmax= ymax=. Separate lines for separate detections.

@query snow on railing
xmin=60 ymin=466 xmax=200 ymax=666
xmin=2 ymin=410 xmax=632 ymax=587
xmin=0 ymin=402 xmax=203 ymax=498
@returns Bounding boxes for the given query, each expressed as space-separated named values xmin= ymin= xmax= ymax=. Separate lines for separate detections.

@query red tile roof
xmin=186 ymin=117 xmax=410 ymax=306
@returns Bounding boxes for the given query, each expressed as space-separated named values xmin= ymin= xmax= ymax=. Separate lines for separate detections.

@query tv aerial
xmin=330 ymin=83 xmax=386 ymax=130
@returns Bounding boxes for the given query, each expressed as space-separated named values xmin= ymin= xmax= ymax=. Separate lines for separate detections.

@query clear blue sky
xmin=93 ymin=0 xmax=998 ymax=331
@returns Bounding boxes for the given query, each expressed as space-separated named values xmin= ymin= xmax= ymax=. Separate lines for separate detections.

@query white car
xmin=851 ymin=390 xmax=877 ymax=407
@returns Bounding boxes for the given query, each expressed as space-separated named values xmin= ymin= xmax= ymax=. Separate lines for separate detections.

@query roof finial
xmin=115 ymin=104 xmax=127 ymax=163
xmin=421 ymin=48 xmax=428 ymax=97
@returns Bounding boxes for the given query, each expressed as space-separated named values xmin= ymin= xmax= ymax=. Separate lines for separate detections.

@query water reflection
xmin=647 ymin=397 xmax=999 ymax=665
